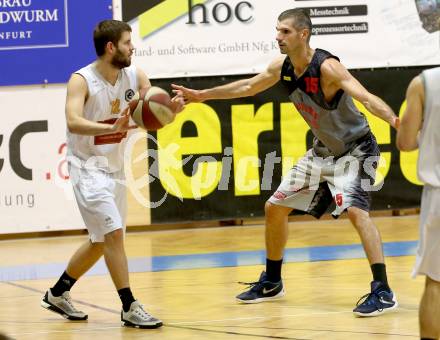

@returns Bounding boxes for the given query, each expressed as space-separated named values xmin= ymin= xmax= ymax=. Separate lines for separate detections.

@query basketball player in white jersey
xmin=397 ymin=68 xmax=440 ymax=340
xmin=40 ymin=20 xmax=183 ymax=329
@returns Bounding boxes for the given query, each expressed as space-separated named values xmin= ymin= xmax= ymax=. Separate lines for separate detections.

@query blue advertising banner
xmin=0 ymin=0 xmax=112 ymax=86
xmin=0 ymin=0 xmax=68 ymax=50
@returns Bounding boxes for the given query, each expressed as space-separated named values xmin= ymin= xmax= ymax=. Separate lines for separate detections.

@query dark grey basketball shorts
xmin=269 ymin=132 xmax=380 ymax=218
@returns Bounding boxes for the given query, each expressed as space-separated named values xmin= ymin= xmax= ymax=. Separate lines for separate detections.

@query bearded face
xmin=111 ymin=46 xmax=131 ymax=69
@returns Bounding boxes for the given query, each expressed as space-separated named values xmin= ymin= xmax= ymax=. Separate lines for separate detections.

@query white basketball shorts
xmin=69 ymin=164 xmax=127 ymax=243
xmin=413 ymin=185 xmax=440 ymax=282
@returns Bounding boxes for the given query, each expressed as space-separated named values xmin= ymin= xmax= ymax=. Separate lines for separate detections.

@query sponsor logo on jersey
xmin=125 ymin=89 xmax=135 ymax=102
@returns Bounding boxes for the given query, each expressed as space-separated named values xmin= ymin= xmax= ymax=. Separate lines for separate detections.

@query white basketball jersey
xmin=418 ymin=67 xmax=440 ymax=187
xmin=66 ymin=62 xmax=137 ymax=172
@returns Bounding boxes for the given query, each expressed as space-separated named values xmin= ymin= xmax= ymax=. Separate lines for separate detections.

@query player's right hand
xmin=170 ymin=95 xmax=185 ymax=114
xmin=112 ymin=107 xmax=137 ymax=133
xmin=171 ymin=84 xmax=204 ymax=103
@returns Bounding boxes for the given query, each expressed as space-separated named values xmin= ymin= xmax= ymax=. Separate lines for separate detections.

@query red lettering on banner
xmin=57 ymin=143 xmax=69 ymax=180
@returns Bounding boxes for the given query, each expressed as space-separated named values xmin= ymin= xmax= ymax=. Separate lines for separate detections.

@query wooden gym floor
xmin=0 ymin=215 xmax=423 ymax=339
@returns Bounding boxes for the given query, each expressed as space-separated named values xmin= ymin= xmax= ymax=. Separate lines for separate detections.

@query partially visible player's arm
xmin=171 ymin=55 xmax=284 ymax=103
xmin=65 ymin=74 xmax=132 ymax=135
xmin=321 ymin=58 xmax=399 ymax=129
xmin=396 ymin=76 xmax=424 ymax=151
xmin=136 ymin=67 xmax=151 ymax=92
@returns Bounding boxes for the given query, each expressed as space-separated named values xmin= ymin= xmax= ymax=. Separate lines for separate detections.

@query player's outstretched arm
xmin=321 ymin=58 xmax=399 ymax=129
xmin=171 ymin=56 xmax=285 ymax=103
xmin=396 ymin=76 xmax=424 ymax=151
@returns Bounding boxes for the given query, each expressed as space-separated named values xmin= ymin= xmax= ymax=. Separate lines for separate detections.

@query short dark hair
xmin=278 ymin=8 xmax=312 ymax=42
xmin=93 ymin=20 xmax=132 ymax=57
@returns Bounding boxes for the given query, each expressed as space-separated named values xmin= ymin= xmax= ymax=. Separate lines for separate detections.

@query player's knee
xmin=264 ymin=201 xmax=271 ymax=210
xmin=265 ymin=201 xmax=291 ymax=218
xmin=347 ymin=207 xmax=370 ymax=226
xmin=104 ymin=228 xmax=124 ymax=244
xmin=264 ymin=201 xmax=277 ymax=216
xmin=92 ymin=242 xmax=105 ymax=252
xmin=426 ymin=276 xmax=440 ymax=291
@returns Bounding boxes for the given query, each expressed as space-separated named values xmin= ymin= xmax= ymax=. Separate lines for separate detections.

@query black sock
xmin=421 ymin=338 xmax=436 ymax=340
xmin=266 ymin=258 xmax=283 ymax=282
xmin=118 ymin=287 xmax=135 ymax=312
xmin=371 ymin=263 xmax=390 ymax=290
xmin=51 ymin=271 xmax=77 ymax=297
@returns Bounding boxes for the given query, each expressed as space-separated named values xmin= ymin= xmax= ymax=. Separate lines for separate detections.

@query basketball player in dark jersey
xmin=172 ymin=9 xmax=399 ymax=316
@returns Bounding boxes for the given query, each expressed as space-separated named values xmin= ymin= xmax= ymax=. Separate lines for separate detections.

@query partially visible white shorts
xmin=69 ymin=164 xmax=127 ymax=243
xmin=412 ymin=185 xmax=440 ymax=282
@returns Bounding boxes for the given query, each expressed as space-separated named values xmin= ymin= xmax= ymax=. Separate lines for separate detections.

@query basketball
xmin=129 ymin=86 xmax=175 ymax=131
